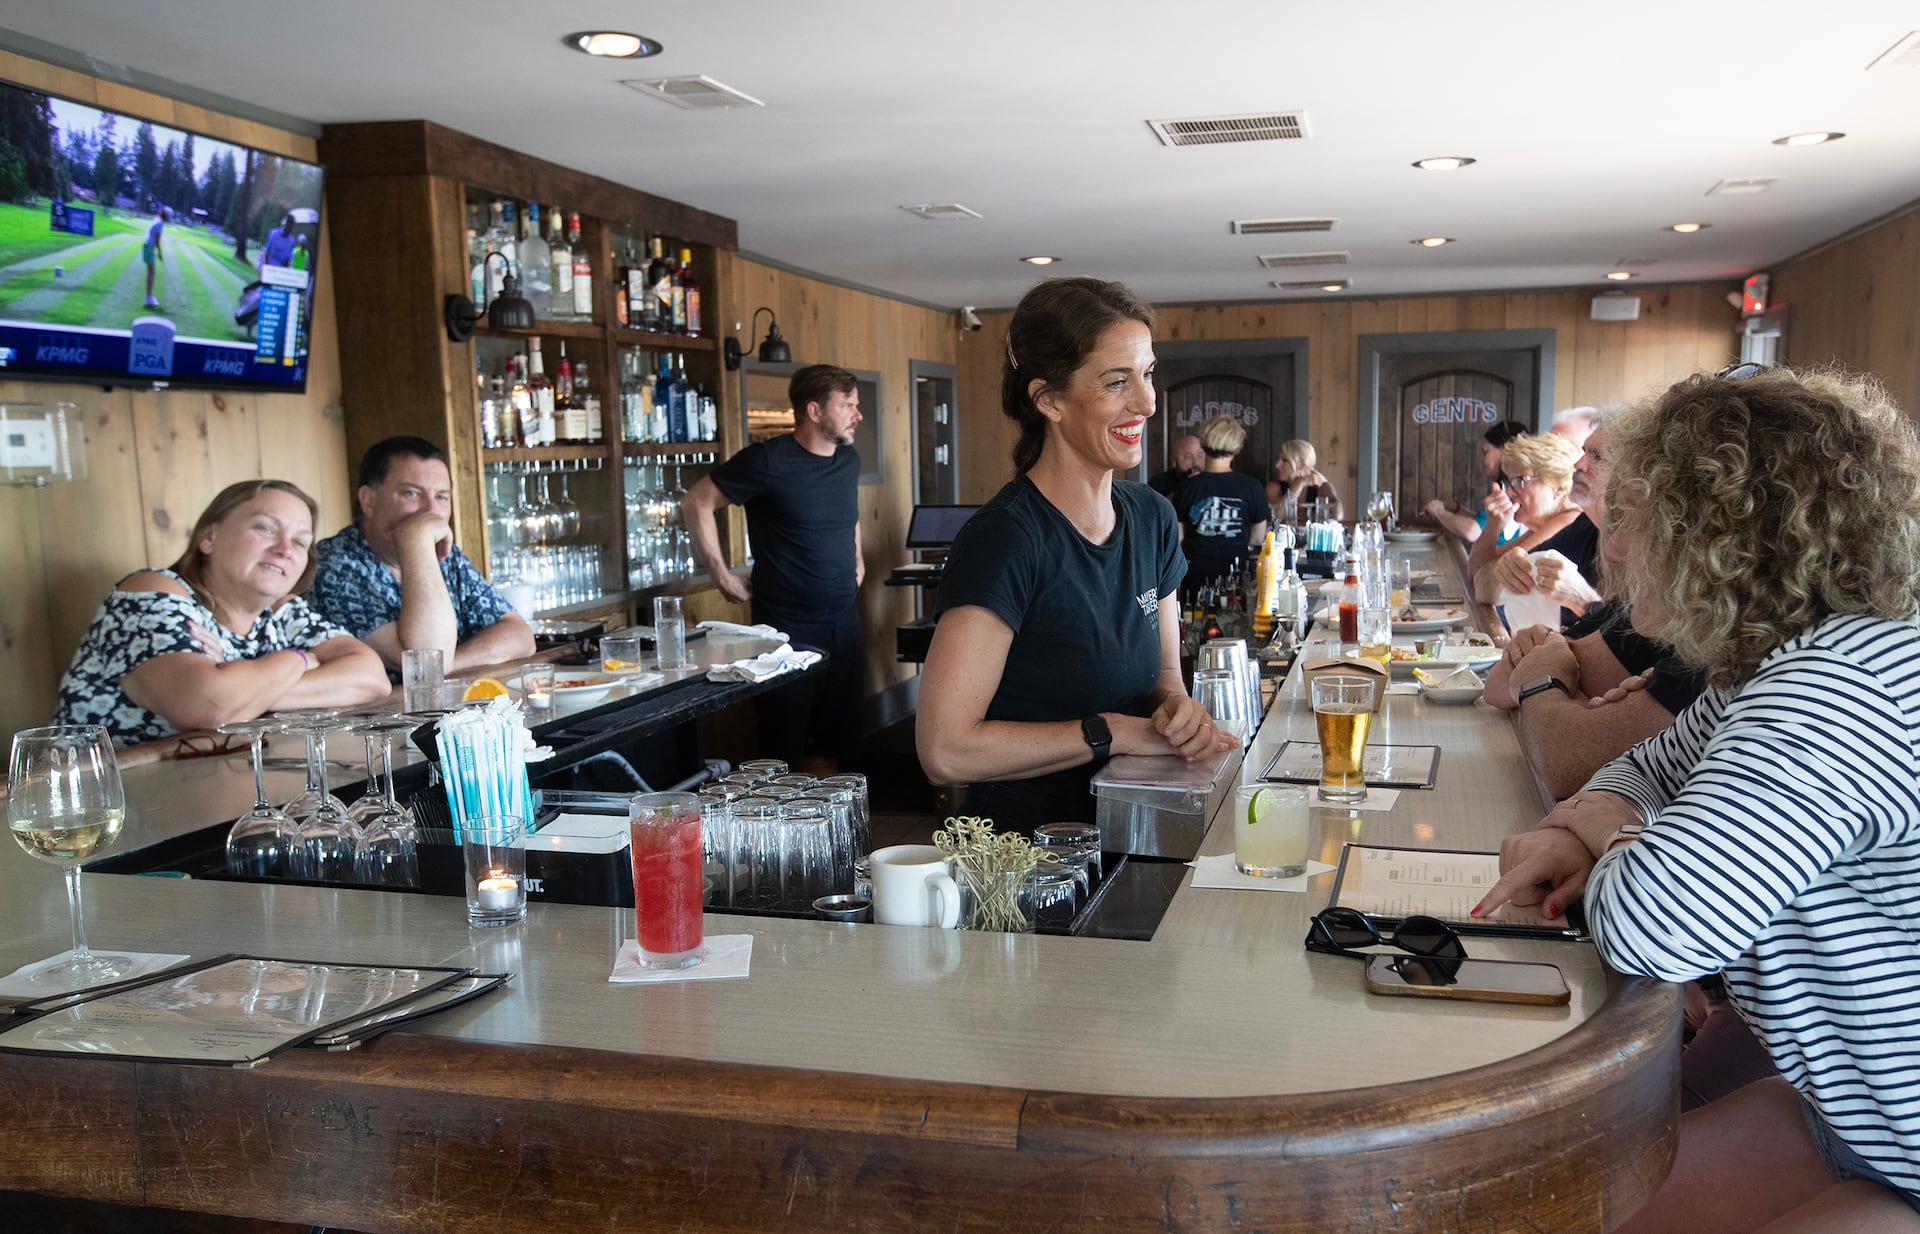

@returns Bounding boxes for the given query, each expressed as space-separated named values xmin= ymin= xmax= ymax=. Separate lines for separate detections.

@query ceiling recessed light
xmin=1412 ymin=156 xmax=1476 ymax=171
xmin=1320 ymin=282 xmax=1345 ymax=292
xmin=1411 ymin=236 xmax=1453 ymax=247
xmin=1021 ymin=256 xmax=1060 ymax=266
xmin=1667 ymin=222 xmax=1710 ymax=234
xmin=565 ymin=31 xmax=662 ymax=58
xmin=1605 ymin=271 xmax=1634 ymax=281
xmin=1772 ymin=130 xmax=1844 ymax=147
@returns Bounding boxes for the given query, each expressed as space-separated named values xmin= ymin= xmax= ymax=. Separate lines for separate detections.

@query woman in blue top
xmin=917 ymin=278 xmax=1236 ymax=830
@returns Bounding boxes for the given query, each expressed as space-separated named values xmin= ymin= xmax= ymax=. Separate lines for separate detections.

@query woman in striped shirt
xmin=1477 ymin=365 xmax=1920 ymax=1232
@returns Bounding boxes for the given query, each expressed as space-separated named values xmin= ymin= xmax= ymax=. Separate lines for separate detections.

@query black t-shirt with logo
xmin=711 ymin=434 xmax=860 ymax=626
xmin=935 ymin=475 xmax=1184 ymax=827
xmin=1174 ymin=468 xmax=1269 ymax=585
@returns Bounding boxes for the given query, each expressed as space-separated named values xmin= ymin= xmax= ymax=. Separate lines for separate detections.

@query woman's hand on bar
xmin=1474 ymin=827 xmax=1594 ymax=920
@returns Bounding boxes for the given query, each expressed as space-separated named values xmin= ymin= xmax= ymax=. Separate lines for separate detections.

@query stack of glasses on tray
xmin=695 ymin=764 xmax=871 ymax=912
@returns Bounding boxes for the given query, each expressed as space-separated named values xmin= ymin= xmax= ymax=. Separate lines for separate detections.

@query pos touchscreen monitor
xmin=0 ymin=79 xmax=325 ymax=393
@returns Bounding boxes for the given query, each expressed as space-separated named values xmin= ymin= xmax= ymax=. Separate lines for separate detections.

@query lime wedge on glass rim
xmin=1246 ymin=787 xmax=1280 ymax=827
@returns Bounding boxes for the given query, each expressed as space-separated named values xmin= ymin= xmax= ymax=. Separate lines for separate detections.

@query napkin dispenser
xmin=1092 ymin=747 xmax=1240 ymax=860
xmin=1301 ymin=657 xmax=1388 ymax=713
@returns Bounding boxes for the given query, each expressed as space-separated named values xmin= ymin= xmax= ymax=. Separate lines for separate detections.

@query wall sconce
xmin=723 ymin=307 xmax=792 ymax=370
xmin=444 ymin=253 xmax=538 ymax=342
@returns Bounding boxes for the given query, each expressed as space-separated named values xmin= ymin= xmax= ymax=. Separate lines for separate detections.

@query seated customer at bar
xmin=55 ymin=480 xmax=389 ymax=747
xmin=917 ymin=277 xmax=1236 ymax=830
xmin=1477 ymin=366 xmax=1920 ymax=1231
xmin=1424 ymin=418 xmax=1528 ymax=544
xmin=308 ymin=436 xmax=534 ymax=675
xmin=1174 ymin=413 xmax=1268 ymax=595
xmin=1467 ymin=431 xmax=1593 ymax=619
xmin=1272 ymin=437 xmax=1342 ymax=522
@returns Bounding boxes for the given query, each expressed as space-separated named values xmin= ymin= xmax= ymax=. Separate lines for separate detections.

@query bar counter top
xmin=0 ymin=547 xmax=1679 ymax=1232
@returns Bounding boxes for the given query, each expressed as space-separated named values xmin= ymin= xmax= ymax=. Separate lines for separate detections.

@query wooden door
xmin=1154 ymin=352 xmax=1296 ymax=482
xmin=1377 ymin=349 xmax=1535 ymax=519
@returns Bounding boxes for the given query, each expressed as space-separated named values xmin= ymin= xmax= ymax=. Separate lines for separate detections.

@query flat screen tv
xmin=0 ymin=79 xmax=324 ymax=393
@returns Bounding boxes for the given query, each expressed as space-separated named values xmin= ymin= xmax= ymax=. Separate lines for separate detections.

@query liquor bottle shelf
xmin=613 ymin=327 xmax=717 ymax=351
xmin=620 ymin=442 xmax=721 ymax=457
xmin=483 ymin=444 xmax=618 ymax=463
xmin=477 ymin=318 xmax=605 ymax=341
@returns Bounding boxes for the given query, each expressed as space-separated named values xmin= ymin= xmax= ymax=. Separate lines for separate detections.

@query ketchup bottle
xmin=1337 ymin=554 xmax=1361 ymax=643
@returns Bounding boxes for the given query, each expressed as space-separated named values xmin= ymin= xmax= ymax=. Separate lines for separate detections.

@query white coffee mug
xmin=869 ymin=844 xmax=961 ymax=928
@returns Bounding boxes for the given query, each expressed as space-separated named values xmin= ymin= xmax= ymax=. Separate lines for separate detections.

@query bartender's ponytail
xmin=1001 ymin=277 xmax=1156 ymax=474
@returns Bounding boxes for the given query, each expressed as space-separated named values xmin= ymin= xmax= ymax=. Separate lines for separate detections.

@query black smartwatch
xmin=1516 ymin=675 xmax=1571 ymax=704
xmin=1080 ymin=714 xmax=1113 ymax=767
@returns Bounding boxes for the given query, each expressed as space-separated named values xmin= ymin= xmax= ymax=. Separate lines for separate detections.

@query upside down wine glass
xmin=220 ymin=716 xmax=295 ymax=877
xmin=7 ymin=724 xmax=132 ymax=985
xmin=280 ymin=713 xmax=360 ymax=882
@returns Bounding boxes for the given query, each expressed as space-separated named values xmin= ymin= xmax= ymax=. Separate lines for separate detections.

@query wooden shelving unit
xmin=320 ymin=119 xmax=746 ymax=624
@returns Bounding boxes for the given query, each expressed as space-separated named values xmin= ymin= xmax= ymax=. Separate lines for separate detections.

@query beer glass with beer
xmin=1310 ymin=675 xmax=1374 ymax=803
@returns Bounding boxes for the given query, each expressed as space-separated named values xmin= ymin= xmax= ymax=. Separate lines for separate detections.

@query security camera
xmin=959 ymin=307 xmax=983 ymax=332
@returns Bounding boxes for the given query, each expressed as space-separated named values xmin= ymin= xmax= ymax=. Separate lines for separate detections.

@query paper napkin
xmin=609 ymin=934 xmax=753 ymax=984
xmin=1187 ymin=854 xmax=1338 ymax=892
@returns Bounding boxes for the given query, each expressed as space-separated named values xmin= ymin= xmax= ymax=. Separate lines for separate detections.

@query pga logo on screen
xmin=127 ymin=316 xmax=176 ymax=378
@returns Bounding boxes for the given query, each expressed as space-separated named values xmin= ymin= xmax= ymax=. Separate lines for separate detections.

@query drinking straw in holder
xmin=434 ymin=698 xmax=539 ymax=842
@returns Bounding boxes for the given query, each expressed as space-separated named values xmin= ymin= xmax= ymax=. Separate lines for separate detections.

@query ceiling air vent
xmin=1707 ymin=178 xmax=1779 ymax=197
xmin=1148 ymin=111 xmax=1309 ymax=147
xmin=1257 ymin=251 xmax=1349 ymax=269
xmin=898 ymin=203 xmax=983 ymax=221
xmin=1273 ymin=278 xmax=1349 ymax=291
xmin=1233 ymin=217 xmax=1336 ymax=235
xmin=1613 ymin=257 xmax=1660 ymax=267
xmin=620 ymin=75 xmax=764 ymax=110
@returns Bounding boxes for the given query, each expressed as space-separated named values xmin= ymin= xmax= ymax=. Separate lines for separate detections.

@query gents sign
xmin=1411 ymin=396 xmax=1501 ymax=425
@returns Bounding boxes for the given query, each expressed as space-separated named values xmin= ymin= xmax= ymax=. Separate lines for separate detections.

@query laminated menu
xmin=1327 ymin=844 xmax=1587 ymax=939
xmin=0 ymin=955 xmax=504 ymax=1066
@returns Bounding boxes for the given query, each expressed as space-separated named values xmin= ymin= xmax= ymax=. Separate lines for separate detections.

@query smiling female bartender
xmin=916 ymin=278 xmax=1236 ymax=830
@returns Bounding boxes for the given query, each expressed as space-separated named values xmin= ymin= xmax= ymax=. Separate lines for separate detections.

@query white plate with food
xmin=1383 ymin=528 xmax=1441 ymax=543
xmin=1386 ymin=637 xmax=1501 ymax=680
xmin=1391 ymin=607 xmax=1470 ymax=634
xmin=510 ymin=670 xmax=643 ymax=705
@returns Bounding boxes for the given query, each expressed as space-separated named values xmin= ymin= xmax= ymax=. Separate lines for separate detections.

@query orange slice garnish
xmin=462 ymin=677 xmax=509 ymax=701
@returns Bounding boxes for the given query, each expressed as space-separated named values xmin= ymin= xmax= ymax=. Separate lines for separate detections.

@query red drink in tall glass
xmin=630 ymin=793 xmax=705 ymax=968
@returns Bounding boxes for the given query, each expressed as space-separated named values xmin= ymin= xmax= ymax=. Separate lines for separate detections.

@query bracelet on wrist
xmin=291 ymin=646 xmax=312 ymax=669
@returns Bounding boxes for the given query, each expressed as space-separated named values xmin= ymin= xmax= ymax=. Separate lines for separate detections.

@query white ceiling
xmin=11 ymin=1 xmax=1920 ymax=313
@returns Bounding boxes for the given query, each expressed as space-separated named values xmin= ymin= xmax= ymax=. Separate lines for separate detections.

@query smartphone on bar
xmin=1365 ymin=953 xmax=1570 ymax=1007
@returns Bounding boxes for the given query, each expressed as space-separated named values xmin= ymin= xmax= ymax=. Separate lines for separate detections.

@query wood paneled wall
xmin=721 ymin=259 xmax=959 ymax=697
xmin=955 ymin=284 xmax=1743 ymax=502
xmin=0 ymin=51 xmax=348 ymax=748
xmin=1770 ymin=200 xmax=1920 ymax=414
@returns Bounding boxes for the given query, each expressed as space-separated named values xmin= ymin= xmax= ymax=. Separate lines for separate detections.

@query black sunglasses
xmin=1304 ymin=907 xmax=1467 ymax=961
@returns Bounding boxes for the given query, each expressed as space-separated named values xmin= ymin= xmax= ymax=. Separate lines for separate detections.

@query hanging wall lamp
xmin=723 ymin=307 xmax=792 ymax=370
xmin=444 ymin=253 xmax=537 ymax=342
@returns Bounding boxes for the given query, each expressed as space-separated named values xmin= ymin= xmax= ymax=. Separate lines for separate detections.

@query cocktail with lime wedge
xmin=1232 ymin=784 xmax=1310 ymax=878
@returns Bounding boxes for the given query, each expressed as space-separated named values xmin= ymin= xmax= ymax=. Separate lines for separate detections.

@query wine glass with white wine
xmin=7 ymin=724 xmax=132 ymax=985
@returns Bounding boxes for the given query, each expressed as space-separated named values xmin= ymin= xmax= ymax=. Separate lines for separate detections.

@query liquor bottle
xmin=484 ymin=201 xmax=517 ymax=302
xmin=506 ymin=355 xmax=532 ymax=448
xmin=553 ymin=342 xmax=578 ymax=443
xmin=487 ymin=371 xmax=512 ymax=447
xmin=467 ymin=229 xmax=486 ymax=307
xmin=647 ymin=238 xmax=673 ymax=335
xmin=669 ymin=353 xmax=693 ymax=442
xmin=698 ymin=385 xmax=717 ymax=441
xmin=476 ymin=356 xmax=499 ymax=449
xmin=569 ymin=213 xmax=593 ymax=318
xmin=613 ymin=237 xmax=632 ymax=328
xmin=1337 ymin=553 xmax=1361 ymax=644
xmin=668 ymin=250 xmax=687 ymax=334
xmin=655 ymin=352 xmax=679 ymax=444
xmin=641 ymin=354 xmax=661 ymax=443
xmin=548 ymin=208 xmax=574 ymax=320
xmin=631 ymin=237 xmax=658 ymax=332
xmin=679 ymin=248 xmax=702 ymax=337
xmin=526 ymin=340 xmax=555 ymax=446
xmin=577 ymin=358 xmax=601 ymax=443
xmin=520 ymin=202 xmax=553 ymax=318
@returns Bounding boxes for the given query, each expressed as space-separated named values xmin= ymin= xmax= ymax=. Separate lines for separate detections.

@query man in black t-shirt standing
xmin=684 ymin=365 xmax=865 ymax=772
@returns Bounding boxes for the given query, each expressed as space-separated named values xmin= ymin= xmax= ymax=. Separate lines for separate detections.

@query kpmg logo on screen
xmin=1411 ymin=397 xmax=1501 ymax=425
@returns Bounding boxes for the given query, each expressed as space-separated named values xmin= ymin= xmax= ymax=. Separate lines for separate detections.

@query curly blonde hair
xmin=1606 ymin=366 xmax=1920 ymax=688
xmin=1498 ymin=432 xmax=1582 ymax=499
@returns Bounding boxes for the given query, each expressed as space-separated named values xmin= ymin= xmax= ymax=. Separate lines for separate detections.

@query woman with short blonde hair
xmin=1272 ymin=438 xmax=1342 ymax=521
xmin=1468 ymin=431 xmax=1592 ymax=613
xmin=1173 ymin=415 xmax=1268 ymax=593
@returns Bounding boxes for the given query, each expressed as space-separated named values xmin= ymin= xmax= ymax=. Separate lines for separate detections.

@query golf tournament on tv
xmin=0 ymin=81 xmax=324 ymax=390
